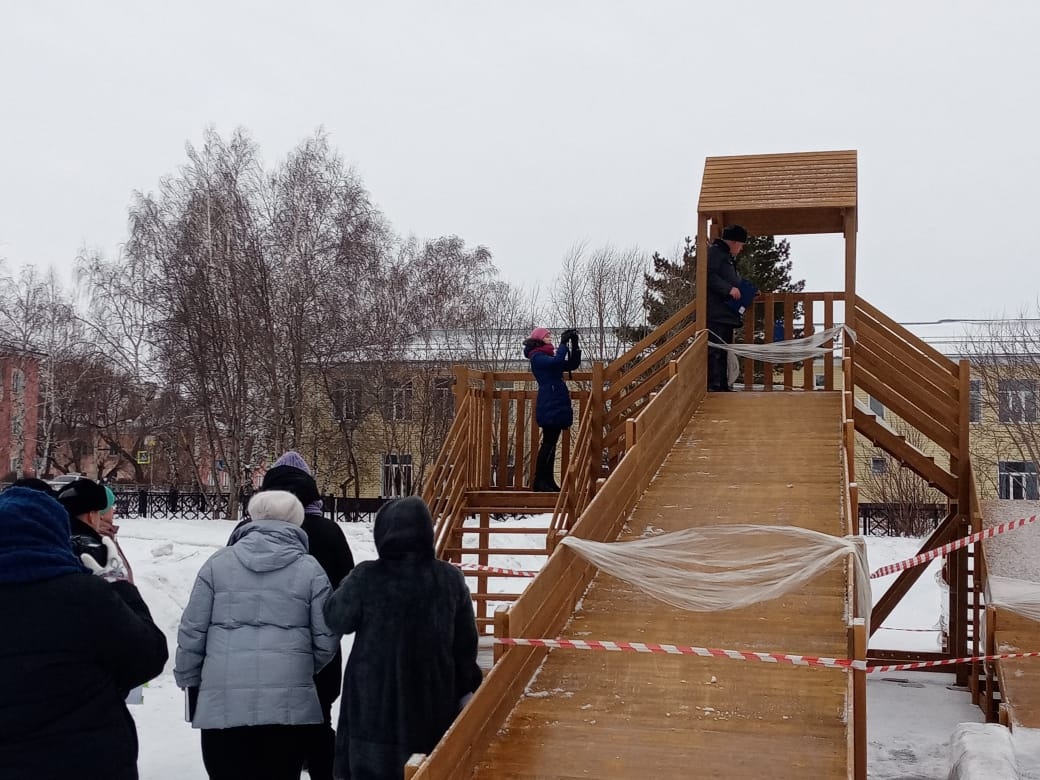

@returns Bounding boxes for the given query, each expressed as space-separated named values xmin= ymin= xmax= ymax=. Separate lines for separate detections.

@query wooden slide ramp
xmin=464 ymin=392 xmax=855 ymax=779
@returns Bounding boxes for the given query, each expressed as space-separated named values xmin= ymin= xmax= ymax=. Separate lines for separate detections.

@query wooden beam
xmin=870 ymin=512 xmax=961 ymax=635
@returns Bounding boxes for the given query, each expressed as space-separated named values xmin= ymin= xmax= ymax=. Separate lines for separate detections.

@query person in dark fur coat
xmin=523 ymin=326 xmax=582 ymax=491
xmin=324 ymin=496 xmax=482 ymax=780
xmin=229 ymin=451 xmax=355 ymax=780
xmin=0 ymin=486 xmax=168 ymax=780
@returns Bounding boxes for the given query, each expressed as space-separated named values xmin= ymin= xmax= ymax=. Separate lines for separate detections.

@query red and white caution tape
xmin=454 ymin=562 xmax=538 ymax=578
xmin=870 ymin=651 xmax=1040 ymax=673
xmin=869 ymin=515 xmax=1037 ymax=579
xmin=495 ymin=637 xmax=864 ymax=670
xmin=496 ymin=637 xmax=1040 ymax=674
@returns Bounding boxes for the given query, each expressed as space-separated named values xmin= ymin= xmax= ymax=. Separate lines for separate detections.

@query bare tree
xmin=860 ymin=426 xmax=945 ymax=535
xmin=550 ymin=242 xmax=648 ymax=362
xmin=963 ymin=316 xmax=1040 ymax=498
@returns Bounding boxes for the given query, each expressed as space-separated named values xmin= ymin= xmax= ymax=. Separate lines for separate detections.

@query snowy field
xmin=113 ymin=514 xmax=1035 ymax=779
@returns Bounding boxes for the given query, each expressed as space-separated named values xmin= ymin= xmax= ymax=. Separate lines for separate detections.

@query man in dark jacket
xmin=523 ymin=327 xmax=582 ymax=491
xmin=706 ymin=224 xmax=751 ymax=392
xmin=229 ymin=451 xmax=355 ymax=780
xmin=324 ymin=496 xmax=482 ymax=780
xmin=0 ymin=486 xmax=169 ymax=780
xmin=56 ymin=476 xmax=112 ymax=568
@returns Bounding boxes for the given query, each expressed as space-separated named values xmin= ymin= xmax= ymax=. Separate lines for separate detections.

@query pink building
xmin=0 ymin=346 xmax=42 ymax=479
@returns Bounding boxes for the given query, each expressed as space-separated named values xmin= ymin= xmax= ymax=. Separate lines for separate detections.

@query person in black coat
xmin=229 ymin=452 xmax=355 ymax=780
xmin=523 ymin=326 xmax=582 ymax=491
xmin=324 ymin=496 xmax=482 ymax=780
xmin=706 ymin=224 xmax=751 ymax=392
xmin=0 ymin=486 xmax=169 ymax=780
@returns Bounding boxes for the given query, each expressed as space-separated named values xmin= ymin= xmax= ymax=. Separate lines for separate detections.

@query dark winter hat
xmin=10 ymin=477 xmax=58 ymax=499
xmin=261 ymin=464 xmax=321 ymax=507
xmin=56 ymin=478 xmax=109 ymax=518
xmin=721 ymin=224 xmax=749 ymax=243
xmin=373 ymin=496 xmax=435 ymax=560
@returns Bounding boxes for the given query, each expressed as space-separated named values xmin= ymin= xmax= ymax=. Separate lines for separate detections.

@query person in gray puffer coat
xmin=324 ymin=496 xmax=482 ymax=780
xmin=175 ymin=490 xmax=340 ymax=780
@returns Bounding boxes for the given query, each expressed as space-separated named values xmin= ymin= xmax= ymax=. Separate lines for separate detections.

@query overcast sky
xmin=2 ymin=1 xmax=1038 ymax=323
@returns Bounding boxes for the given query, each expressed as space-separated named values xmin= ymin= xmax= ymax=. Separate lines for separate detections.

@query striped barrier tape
xmin=495 ymin=637 xmax=864 ymax=670
xmin=869 ymin=514 xmax=1037 ymax=579
xmin=496 ymin=638 xmax=1040 ymax=673
xmin=870 ymin=651 xmax=1040 ymax=673
xmin=454 ymin=562 xmax=538 ymax=578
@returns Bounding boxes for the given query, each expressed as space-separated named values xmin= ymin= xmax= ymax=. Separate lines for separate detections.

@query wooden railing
xmin=423 ymin=391 xmax=479 ymax=559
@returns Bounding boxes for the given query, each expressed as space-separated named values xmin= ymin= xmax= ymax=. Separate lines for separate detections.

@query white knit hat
xmin=248 ymin=490 xmax=305 ymax=527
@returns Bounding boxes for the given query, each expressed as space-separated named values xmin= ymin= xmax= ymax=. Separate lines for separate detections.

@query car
xmin=47 ymin=473 xmax=83 ymax=491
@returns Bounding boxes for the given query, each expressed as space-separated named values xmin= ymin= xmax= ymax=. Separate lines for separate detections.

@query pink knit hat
xmin=529 ymin=327 xmax=551 ymax=341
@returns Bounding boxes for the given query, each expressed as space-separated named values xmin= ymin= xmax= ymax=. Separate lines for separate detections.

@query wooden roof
xmin=697 ymin=150 xmax=857 ymax=235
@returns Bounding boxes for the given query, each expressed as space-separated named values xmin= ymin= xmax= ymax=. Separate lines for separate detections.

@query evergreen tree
xmin=639 ymin=234 xmax=805 ymax=332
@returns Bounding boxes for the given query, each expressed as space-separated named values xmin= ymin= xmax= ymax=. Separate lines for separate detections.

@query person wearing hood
xmin=0 ymin=486 xmax=168 ymax=779
xmin=323 ymin=496 xmax=482 ymax=780
xmin=176 ymin=490 xmax=340 ymax=780
xmin=523 ymin=327 xmax=582 ymax=492
xmin=229 ymin=451 xmax=355 ymax=780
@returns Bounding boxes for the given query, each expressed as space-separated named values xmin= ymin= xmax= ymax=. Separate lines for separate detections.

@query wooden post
xmin=850 ymin=618 xmax=867 ymax=780
xmin=404 ymin=754 xmax=425 ymax=779
xmin=695 ymin=213 xmax=709 ymax=332
xmin=844 ymin=207 xmax=857 ymax=334
xmin=493 ymin=605 xmax=510 ymax=663
xmin=590 ymin=361 xmax=605 ymax=493
xmin=453 ymin=364 xmax=468 ymax=412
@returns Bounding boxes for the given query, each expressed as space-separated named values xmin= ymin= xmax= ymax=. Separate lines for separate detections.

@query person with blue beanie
xmin=0 ymin=486 xmax=168 ymax=779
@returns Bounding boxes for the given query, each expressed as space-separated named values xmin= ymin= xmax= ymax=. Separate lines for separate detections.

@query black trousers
xmin=707 ymin=322 xmax=736 ymax=390
xmin=201 ymin=724 xmax=308 ymax=780
xmin=534 ymin=426 xmax=564 ymax=490
xmin=302 ymin=690 xmax=336 ymax=780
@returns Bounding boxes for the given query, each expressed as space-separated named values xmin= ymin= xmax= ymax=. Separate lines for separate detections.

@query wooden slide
xmin=413 ymin=390 xmax=861 ymax=779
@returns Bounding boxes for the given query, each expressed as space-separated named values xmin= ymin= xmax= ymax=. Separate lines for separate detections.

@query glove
xmin=81 ymin=537 xmax=130 ymax=583
xmin=559 ymin=328 xmax=578 ymax=343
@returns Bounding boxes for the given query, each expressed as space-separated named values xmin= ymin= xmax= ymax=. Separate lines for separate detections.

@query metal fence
xmin=858 ymin=503 xmax=947 ymax=537
xmin=111 ymin=489 xmax=388 ymax=523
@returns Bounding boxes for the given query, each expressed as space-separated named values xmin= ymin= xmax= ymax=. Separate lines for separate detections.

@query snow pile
xmin=947 ymin=723 xmax=1017 ymax=780
xmin=982 ymin=500 xmax=1040 ymax=582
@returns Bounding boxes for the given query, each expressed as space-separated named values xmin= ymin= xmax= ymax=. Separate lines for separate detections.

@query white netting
xmin=709 ymin=324 xmax=856 ymax=364
xmin=560 ymin=525 xmax=871 ymax=631
xmin=986 ymin=574 xmax=1040 ymax=623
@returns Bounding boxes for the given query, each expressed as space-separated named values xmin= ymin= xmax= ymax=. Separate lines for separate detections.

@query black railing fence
xmin=110 ymin=489 xmax=388 ymax=523
xmin=858 ymin=503 xmax=947 ymax=537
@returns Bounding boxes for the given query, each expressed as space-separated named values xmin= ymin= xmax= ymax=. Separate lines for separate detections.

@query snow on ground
xmin=116 ymin=517 xmax=1023 ymax=778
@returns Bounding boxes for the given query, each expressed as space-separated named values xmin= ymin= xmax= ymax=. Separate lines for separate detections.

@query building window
xmin=382 ymin=454 xmax=413 ymax=497
xmin=815 ymin=374 xmax=826 ymax=390
xmin=871 ymin=456 xmax=888 ymax=475
xmin=998 ymin=461 xmax=1039 ymax=500
xmin=334 ymin=382 xmax=363 ymax=421
xmin=868 ymin=395 xmax=885 ymax=419
xmin=969 ymin=380 xmax=981 ymax=423
xmin=998 ymin=379 xmax=1038 ymax=423
xmin=434 ymin=377 xmax=453 ymax=415
xmin=383 ymin=382 xmax=413 ymax=421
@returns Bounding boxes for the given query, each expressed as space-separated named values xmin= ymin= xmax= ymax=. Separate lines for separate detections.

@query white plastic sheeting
xmin=987 ymin=575 xmax=1040 ymax=623
xmin=709 ymin=324 xmax=856 ymax=364
xmin=560 ymin=525 xmax=871 ymax=631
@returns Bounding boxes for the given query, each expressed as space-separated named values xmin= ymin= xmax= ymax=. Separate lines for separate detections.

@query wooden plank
xmin=855 ymin=313 xmax=961 ymax=397
xmin=856 ymin=296 xmax=958 ymax=370
xmin=853 ymin=408 xmax=957 ymax=496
